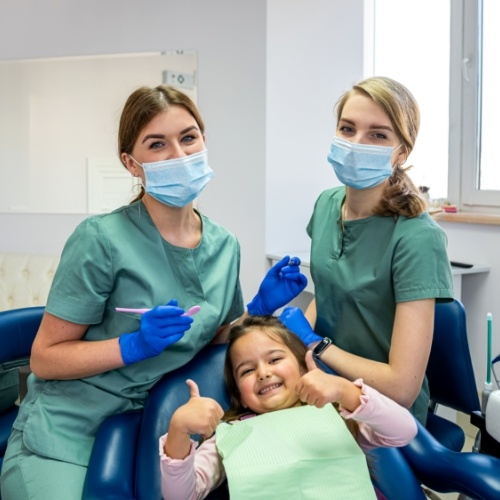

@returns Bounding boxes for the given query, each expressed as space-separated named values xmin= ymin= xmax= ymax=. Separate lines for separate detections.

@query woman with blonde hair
xmin=280 ymin=76 xmax=454 ymax=425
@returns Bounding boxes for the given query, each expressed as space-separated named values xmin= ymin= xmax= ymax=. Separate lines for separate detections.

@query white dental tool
xmin=115 ymin=305 xmax=201 ymax=316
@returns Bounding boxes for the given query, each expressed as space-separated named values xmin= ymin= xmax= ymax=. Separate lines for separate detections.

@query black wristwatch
xmin=312 ymin=337 xmax=332 ymax=360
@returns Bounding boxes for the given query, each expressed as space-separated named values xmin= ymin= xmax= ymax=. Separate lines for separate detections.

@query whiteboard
xmin=0 ymin=50 xmax=197 ymax=214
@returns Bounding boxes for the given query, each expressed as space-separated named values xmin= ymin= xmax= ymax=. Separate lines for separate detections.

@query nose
xmin=257 ymin=363 xmax=271 ymax=380
xmin=169 ymin=141 xmax=188 ymax=160
xmin=348 ymin=134 xmax=364 ymax=145
xmin=336 ymin=132 xmax=362 ymax=145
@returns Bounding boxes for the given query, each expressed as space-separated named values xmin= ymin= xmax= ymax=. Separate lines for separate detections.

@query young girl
xmin=159 ymin=316 xmax=417 ymax=499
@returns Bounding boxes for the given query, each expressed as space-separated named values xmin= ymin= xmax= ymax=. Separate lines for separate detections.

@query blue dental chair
xmin=0 ymin=306 xmax=44 ymax=473
xmin=425 ymin=299 xmax=482 ymax=452
xmin=83 ymin=342 xmax=500 ymax=500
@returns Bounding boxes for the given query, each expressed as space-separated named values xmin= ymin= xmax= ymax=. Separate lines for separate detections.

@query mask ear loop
xmin=127 ymin=154 xmax=146 ymax=189
xmin=125 ymin=155 xmax=146 ymax=198
xmin=392 ymin=143 xmax=407 ymax=169
xmin=128 ymin=154 xmax=143 ymax=167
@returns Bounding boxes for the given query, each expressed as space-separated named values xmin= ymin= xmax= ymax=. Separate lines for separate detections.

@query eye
xmin=338 ymin=125 xmax=354 ymax=135
xmin=269 ymin=357 xmax=283 ymax=365
xmin=372 ymin=132 xmax=388 ymax=140
xmin=240 ymin=367 xmax=254 ymax=376
xmin=149 ymin=141 xmax=165 ymax=150
xmin=181 ymin=133 xmax=198 ymax=144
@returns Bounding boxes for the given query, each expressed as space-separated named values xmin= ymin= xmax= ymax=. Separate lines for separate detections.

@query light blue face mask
xmin=327 ymin=137 xmax=399 ymax=190
xmin=130 ymin=149 xmax=214 ymax=207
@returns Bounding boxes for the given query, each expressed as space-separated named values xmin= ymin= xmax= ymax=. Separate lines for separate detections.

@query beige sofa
xmin=0 ymin=253 xmax=60 ymax=402
xmin=0 ymin=253 xmax=60 ymax=311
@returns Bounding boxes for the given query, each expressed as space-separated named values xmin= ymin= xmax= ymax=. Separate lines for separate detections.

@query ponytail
xmin=373 ymin=164 xmax=427 ymax=218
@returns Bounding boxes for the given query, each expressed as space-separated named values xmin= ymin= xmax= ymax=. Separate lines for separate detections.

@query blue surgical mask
xmin=327 ymin=137 xmax=398 ymax=189
xmin=130 ymin=149 xmax=214 ymax=207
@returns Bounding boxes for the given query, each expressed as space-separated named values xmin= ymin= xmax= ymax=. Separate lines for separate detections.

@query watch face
xmin=313 ymin=338 xmax=330 ymax=357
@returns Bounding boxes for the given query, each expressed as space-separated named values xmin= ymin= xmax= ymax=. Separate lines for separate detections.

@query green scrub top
xmin=13 ymin=201 xmax=244 ymax=466
xmin=307 ymin=187 xmax=454 ymax=425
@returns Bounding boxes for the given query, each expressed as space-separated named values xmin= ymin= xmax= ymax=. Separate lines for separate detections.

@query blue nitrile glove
xmin=119 ymin=299 xmax=193 ymax=365
xmin=247 ymin=255 xmax=308 ymax=316
xmin=279 ymin=307 xmax=322 ymax=346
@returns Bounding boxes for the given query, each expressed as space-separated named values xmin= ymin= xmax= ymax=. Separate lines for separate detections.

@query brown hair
xmin=335 ymin=76 xmax=427 ymax=218
xmin=222 ymin=315 xmax=359 ymax=439
xmin=118 ymin=85 xmax=205 ymax=202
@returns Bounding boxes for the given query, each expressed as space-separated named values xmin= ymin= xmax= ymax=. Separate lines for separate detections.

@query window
xmin=459 ymin=0 xmax=500 ymax=209
xmin=367 ymin=0 xmax=500 ymax=212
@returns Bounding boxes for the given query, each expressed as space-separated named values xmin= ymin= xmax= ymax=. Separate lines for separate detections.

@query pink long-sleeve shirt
xmin=159 ymin=379 xmax=417 ymax=500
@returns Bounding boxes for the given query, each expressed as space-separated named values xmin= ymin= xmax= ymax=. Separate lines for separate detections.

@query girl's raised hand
xmin=296 ymin=351 xmax=363 ymax=411
xmin=296 ymin=351 xmax=346 ymax=408
xmin=170 ymin=379 xmax=224 ymax=438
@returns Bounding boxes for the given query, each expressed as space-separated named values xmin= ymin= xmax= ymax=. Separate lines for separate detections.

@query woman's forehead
xmin=340 ymin=93 xmax=391 ymax=127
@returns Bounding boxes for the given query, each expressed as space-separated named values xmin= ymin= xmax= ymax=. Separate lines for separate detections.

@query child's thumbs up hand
xmin=170 ymin=379 xmax=224 ymax=438
xmin=296 ymin=351 xmax=344 ymax=408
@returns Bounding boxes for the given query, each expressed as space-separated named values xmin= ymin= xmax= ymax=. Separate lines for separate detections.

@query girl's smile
xmin=230 ymin=329 xmax=304 ymax=414
xmin=258 ymin=382 xmax=283 ymax=395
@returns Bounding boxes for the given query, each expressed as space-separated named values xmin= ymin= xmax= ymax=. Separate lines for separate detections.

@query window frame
xmin=451 ymin=0 xmax=500 ymax=213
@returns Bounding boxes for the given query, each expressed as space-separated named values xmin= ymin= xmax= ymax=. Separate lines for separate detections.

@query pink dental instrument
xmin=115 ymin=305 xmax=201 ymax=316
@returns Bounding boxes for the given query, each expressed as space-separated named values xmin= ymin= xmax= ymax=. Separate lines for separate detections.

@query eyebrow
xmin=339 ymin=118 xmax=393 ymax=132
xmin=141 ymin=125 xmax=200 ymax=144
xmin=234 ymin=348 xmax=286 ymax=375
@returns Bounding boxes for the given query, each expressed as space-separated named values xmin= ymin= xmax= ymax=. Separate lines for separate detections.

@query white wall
xmin=0 ymin=0 xmax=497 ymax=396
xmin=0 ymin=0 xmax=364 ymax=304
xmin=266 ymin=0 xmax=364 ymax=253
xmin=0 ymin=0 xmax=268 ymax=302
xmin=439 ymin=222 xmax=500 ymax=393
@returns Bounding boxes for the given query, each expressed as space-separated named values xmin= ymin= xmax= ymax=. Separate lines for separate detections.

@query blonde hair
xmin=336 ymin=76 xmax=427 ymax=218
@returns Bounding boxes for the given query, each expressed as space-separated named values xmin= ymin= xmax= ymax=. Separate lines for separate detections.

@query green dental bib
xmin=216 ymin=404 xmax=376 ymax=499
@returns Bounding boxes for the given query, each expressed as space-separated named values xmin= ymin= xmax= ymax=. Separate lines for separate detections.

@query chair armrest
xmin=135 ymin=344 xmax=230 ymax=499
xmin=366 ymin=446 xmax=426 ymax=500
xmin=82 ymin=410 xmax=142 ymax=500
xmin=401 ymin=420 xmax=500 ymax=498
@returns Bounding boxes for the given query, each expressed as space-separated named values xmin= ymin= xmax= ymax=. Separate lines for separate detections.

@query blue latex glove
xmin=279 ymin=306 xmax=323 ymax=346
xmin=247 ymin=255 xmax=308 ymax=316
xmin=119 ymin=299 xmax=193 ymax=365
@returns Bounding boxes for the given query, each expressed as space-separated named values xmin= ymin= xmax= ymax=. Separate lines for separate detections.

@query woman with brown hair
xmin=0 ymin=85 xmax=306 ymax=499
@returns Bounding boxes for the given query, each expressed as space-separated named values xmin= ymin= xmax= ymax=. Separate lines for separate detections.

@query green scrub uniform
xmin=1 ymin=200 xmax=244 ymax=499
xmin=307 ymin=187 xmax=454 ymax=425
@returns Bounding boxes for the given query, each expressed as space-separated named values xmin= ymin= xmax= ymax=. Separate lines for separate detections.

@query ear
xmin=122 ymin=153 xmax=140 ymax=177
xmin=396 ymin=145 xmax=408 ymax=166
